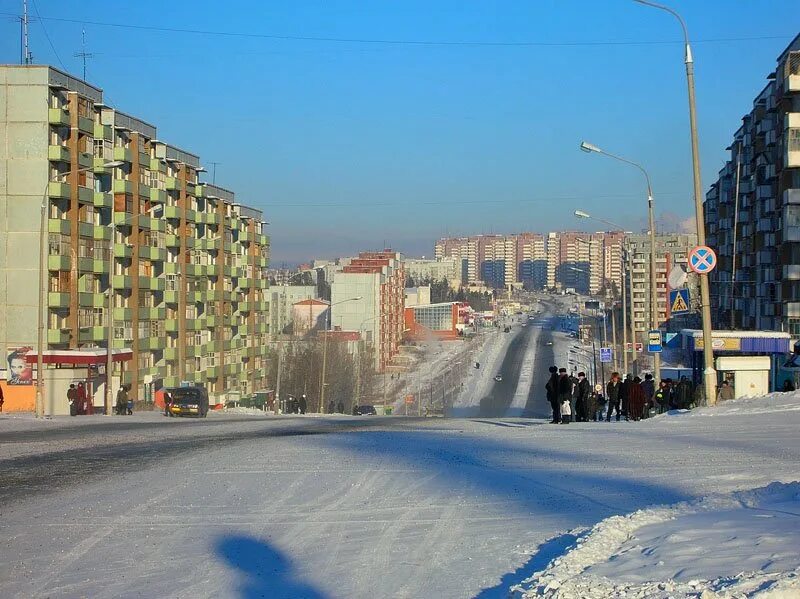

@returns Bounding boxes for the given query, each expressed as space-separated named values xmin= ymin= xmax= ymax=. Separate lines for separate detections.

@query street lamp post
xmin=319 ymin=296 xmax=362 ymax=413
xmin=575 ymin=210 xmax=635 ymax=375
xmin=36 ymin=161 xmax=123 ymax=418
xmin=577 ymin=142 xmax=660 ymax=383
xmin=633 ymin=0 xmax=715 ymax=403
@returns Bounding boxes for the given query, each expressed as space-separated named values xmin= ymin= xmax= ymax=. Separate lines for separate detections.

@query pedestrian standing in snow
xmin=298 ymin=394 xmax=307 ymax=414
xmin=628 ymin=376 xmax=646 ymax=421
xmin=654 ymin=381 xmax=669 ymax=413
xmin=557 ymin=368 xmax=572 ymax=423
xmin=77 ymin=382 xmax=88 ymax=415
xmin=675 ymin=376 xmax=694 ymax=409
xmin=67 ymin=384 xmax=78 ymax=416
xmin=642 ymin=374 xmax=655 ymax=418
xmin=782 ymin=378 xmax=795 ymax=392
xmin=116 ymin=384 xmax=128 ymax=416
xmin=545 ymin=366 xmax=560 ymax=424
xmin=620 ymin=374 xmax=632 ymax=421
xmin=717 ymin=380 xmax=735 ymax=402
xmin=574 ymin=372 xmax=590 ymax=422
xmin=336 ymin=400 xmax=344 ymax=413
xmin=569 ymin=371 xmax=579 ymax=418
xmin=606 ymin=372 xmax=622 ymax=422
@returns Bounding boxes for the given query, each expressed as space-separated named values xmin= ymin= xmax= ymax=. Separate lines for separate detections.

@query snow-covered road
xmin=2 ymin=390 xmax=799 ymax=598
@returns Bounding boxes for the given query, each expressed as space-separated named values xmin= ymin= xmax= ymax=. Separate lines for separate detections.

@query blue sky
xmin=2 ymin=1 xmax=797 ymax=264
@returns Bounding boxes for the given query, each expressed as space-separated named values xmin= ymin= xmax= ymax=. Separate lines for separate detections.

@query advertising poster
xmin=5 ymin=347 xmax=33 ymax=385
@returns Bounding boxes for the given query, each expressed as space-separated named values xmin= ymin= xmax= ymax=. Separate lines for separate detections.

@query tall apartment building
xmin=434 ymin=231 xmax=625 ymax=294
xmin=0 ymin=65 xmax=270 ymax=403
xmin=625 ymin=233 xmax=698 ymax=339
xmin=705 ymin=35 xmax=800 ymax=334
xmin=330 ymin=250 xmax=405 ymax=371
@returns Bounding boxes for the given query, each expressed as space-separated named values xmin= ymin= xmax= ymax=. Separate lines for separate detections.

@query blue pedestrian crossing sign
xmin=669 ymin=288 xmax=690 ymax=315
xmin=648 ymin=330 xmax=663 ymax=353
xmin=688 ymin=245 xmax=717 ymax=274
xmin=600 ymin=347 xmax=613 ymax=363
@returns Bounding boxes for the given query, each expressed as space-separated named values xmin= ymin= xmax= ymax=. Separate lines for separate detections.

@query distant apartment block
xmin=330 ymin=250 xmax=405 ymax=371
xmin=404 ymin=257 xmax=460 ymax=289
xmin=625 ymin=233 xmax=698 ymax=339
xmin=705 ymin=35 xmax=800 ymax=334
xmin=0 ymin=65 xmax=270 ymax=403
xmin=434 ymin=231 xmax=625 ymax=294
xmin=269 ymin=285 xmax=318 ymax=337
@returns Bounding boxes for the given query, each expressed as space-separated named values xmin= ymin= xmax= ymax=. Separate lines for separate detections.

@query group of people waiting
xmin=545 ymin=367 xmax=705 ymax=424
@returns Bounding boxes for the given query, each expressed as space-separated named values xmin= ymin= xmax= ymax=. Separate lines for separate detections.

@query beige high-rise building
xmin=0 ymin=65 xmax=270 ymax=408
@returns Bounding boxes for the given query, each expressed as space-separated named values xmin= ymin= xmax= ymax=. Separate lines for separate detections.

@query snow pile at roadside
xmin=687 ymin=390 xmax=800 ymax=417
xmin=514 ymin=481 xmax=800 ymax=598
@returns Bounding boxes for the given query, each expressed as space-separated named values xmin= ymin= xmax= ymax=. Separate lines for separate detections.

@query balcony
xmin=94 ymin=123 xmax=112 ymax=140
xmin=49 ymin=181 xmax=70 ymax=199
xmin=77 ymin=115 xmax=94 ymax=135
xmin=48 ymin=292 xmax=70 ymax=308
xmin=113 ymin=147 xmax=133 ymax=163
xmin=114 ymin=244 xmax=133 ymax=258
xmin=78 ymin=152 xmax=93 ymax=169
xmin=205 ymin=366 xmax=220 ymax=379
xmin=150 ymin=188 xmax=167 ymax=204
xmin=165 ymin=319 xmax=179 ymax=333
xmin=92 ymin=259 xmax=108 ymax=274
xmin=204 ymin=315 xmax=219 ymax=327
xmin=164 ymin=347 xmax=178 ymax=361
xmin=113 ymin=307 xmax=132 ymax=321
xmin=139 ymin=246 xmax=166 ymax=262
xmin=48 ymin=218 xmax=70 ymax=235
xmin=165 ymin=176 xmax=181 ymax=191
xmin=93 ymin=225 xmax=112 ymax=241
xmin=47 ymin=329 xmax=70 ymax=345
xmin=237 ymin=277 xmax=253 ymax=290
xmin=164 ymin=205 xmax=181 ymax=219
xmin=48 ymin=254 xmax=70 ymax=271
xmin=165 ymin=234 xmax=181 ymax=248
xmin=48 ymin=107 xmax=69 ymax=126
xmin=138 ymin=183 xmax=152 ymax=200
xmin=138 ymin=276 xmax=165 ymax=291
xmin=786 ymin=74 xmax=800 ymax=93
xmin=186 ymin=345 xmax=202 ymax=358
xmin=79 ymin=326 xmax=106 ymax=343
xmin=93 ymin=157 xmax=116 ymax=174
xmin=48 ymin=144 xmax=70 ymax=162
xmin=113 ymin=179 xmax=133 ymax=195
xmin=112 ymin=274 xmax=132 ymax=289
xmin=79 ymin=292 xmax=105 ymax=308
xmin=138 ymin=306 xmax=166 ymax=320
xmin=139 ymin=336 xmax=166 ymax=351
xmin=164 ymin=290 xmax=179 ymax=304
xmin=93 ymin=192 xmax=112 ymax=208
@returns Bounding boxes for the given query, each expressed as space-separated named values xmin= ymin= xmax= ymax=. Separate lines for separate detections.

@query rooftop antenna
xmin=74 ymin=27 xmax=94 ymax=80
xmin=209 ymin=161 xmax=222 ymax=184
xmin=21 ymin=0 xmax=32 ymax=64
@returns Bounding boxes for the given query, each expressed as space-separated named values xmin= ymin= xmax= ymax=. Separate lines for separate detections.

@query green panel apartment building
xmin=0 ymin=65 xmax=270 ymax=404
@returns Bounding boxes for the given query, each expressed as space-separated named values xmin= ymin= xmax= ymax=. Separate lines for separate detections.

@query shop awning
xmin=25 ymin=348 xmax=133 ymax=365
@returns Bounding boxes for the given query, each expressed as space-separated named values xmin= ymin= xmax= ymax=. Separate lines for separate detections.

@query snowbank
xmin=514 ymin=482 xmax=800 ymax=598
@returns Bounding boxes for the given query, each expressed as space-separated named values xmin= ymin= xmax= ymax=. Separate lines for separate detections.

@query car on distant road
xmin=494 ymin=374 xmax=503 ymax=382
xmin=354 ymin=405 xmax=377 ymax=416
xmin=545 ymin=341 xmax=553 ymax=346
xmin=164 ymin=386 xmax=209 ymax=418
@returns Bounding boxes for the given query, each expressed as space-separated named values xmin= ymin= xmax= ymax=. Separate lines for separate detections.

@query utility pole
xmin=21 ymin=0 xmax=32 ymax=65
xmin=274 ymin=344 xmax=282 ymax=414
xmin=210 ymin=162 xmax=222 ymax=185
xmin=730 ymin=139 xmax=742 ymax=330
xmin=74 ymin=28 xmax=94 ymax=80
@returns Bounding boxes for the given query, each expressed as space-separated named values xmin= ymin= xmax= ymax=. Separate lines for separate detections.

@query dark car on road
xmin=165 ymin=386 xmax=209 ymax=417
xmin=353 ymin=405 xmax=377 ymax=415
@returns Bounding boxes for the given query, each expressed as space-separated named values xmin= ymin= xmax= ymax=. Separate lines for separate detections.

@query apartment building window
xmin=49 ymin=310 xmax=69 ymax=330
xmin=139 ymin=260 xmax=153 ymax=277
xmin=138 ymin=290 xmax=154 ymax=308
xmin=138 ymin=352 xmax=153 ymax=370
xmin=789 ymin=128 xmax=800 ymax=153
xmin=50 ymin=127 xmax=68 ymax=146
xmin=94 ymin=239 xmax=110 ymax=261
xmin=82 ymin=273 xmax=100 ymax=294
xmin=49 ymin=271 xmax=70 ymax=293
xmin=114 ymin=320 xmax=133 ymax=341
xmin=48 ymin=233 xmax=70 ymax=257
xmin=78 ymin=204 xmax=96 ymax=225
xmin=78 ymin=237 xmax=93 ymax=259
xmin=150 ymin=170 xmax=165 ymax=190
xmin=165 ymin=274 xmax=178 ymax=292
xmin=79 ymin=308 xmax=105 ymax=328
xmin=186 ymin=305 xmax=197 ymax=320
xmin=94 ymin=138 xmax=112 ymax=159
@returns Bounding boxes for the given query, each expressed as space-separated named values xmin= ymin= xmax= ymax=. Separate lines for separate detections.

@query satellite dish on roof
xmin=668 ymin=265 xmax=688 ymax=289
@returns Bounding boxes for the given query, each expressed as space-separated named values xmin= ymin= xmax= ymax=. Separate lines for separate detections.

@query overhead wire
xmin=0 ymin=11 xmax=793 ymax=49
xmin=28 ymin=0 xmax=67 ymax=71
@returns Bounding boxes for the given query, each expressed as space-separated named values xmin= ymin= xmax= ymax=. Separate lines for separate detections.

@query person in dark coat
xmin=654 ymin=381 xmax=669 ymax=413
xmin=545 ymin=366 xmax=560 ymax=424
xmin=641 ymin=374 xmax=655 ymax=417
xmin=67 ymin=384 xmax=78 ymax=416
xmin=569 ymin=372 xmax=579 ymax=418
xmin=557 ymin=368 xmax=573 ymax=423
xmin=574 ymin=372 xmax=591 ymax=422
xmin=336 ymin=400 xmax=344 ymax=414
xmin=0 ymin=383 xmax=4 ymax=413
xmin=674 ymin=376 xmax=694 ymax=409
xmin=628 ymin=376 xmax=646 ymax=421
xmin=606 ymin=372 xmax=622 ymax=422
xmin=77 ymin=382 xmax=88 ymax=415
xmin=619 ymin=374 xmax=632 ymax=421
xmin=298 ymin=394 xmax=307 ymax=414
xmin=291 ymin=396 xmax=300 ymax=414
xmin=116 ymin=384 xmax=128 ymax=416
xmin=782 ymin=378 xmax=795 ymax=392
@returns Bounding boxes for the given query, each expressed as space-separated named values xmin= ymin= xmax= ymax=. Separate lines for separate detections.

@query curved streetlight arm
xmin=632 ymin=0 xmax=692 ymax=63
xmin=584 ymin=145 xmax=653 ymax=200
xmin=574 ymin=210 xmax=626 ymax=232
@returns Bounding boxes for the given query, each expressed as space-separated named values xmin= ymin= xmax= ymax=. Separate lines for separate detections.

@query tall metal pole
xmin=275 ymin=343 xmax=283 ymax=414
xmin=634 ymin=0 xmax=716 ymax=403
xmin=648 ymin=192 xmax=661 ymax=383
xmin=611 ymin=300 xmax=619 ymax=372
xmin=319 ymin=315 xmax=329 ymax=413
xmin=621 ymin=267 xmax=628 ymax=375
xmin=627 ymin=243 xmax=638 ymax=374
xmin=36 ymin=193 xmax=46 ymax=418
xmin=730 ymin=140 xmax=742 ymax=330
